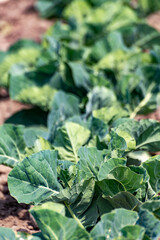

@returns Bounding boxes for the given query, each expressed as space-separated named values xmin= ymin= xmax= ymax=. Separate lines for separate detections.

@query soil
xmin=0 ymin=0 xmax=52 ymax=51
xmin=148 ymin=11 xmax=160 ymax=31
xmin=0 ymin=0 xmax=160 ymax=235
xmin=136 ymin=107 xmax=160 ymax=122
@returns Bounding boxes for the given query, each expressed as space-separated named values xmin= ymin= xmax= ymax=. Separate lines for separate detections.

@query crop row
xmin=0 ymin=0 xmax=160 ymax=239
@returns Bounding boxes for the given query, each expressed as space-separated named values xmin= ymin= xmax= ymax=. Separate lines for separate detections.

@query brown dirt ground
xmin=148 ymin=11 xmax=160 ymax=31
xmin=0 ymin=0 xmax=160 ymax=235
xmin=135 ymin=107 xmax=160 ymax=121
xmin=0 ymin=0 xmax=52 ymax=51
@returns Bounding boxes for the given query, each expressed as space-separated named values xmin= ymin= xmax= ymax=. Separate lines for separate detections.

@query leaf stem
xmin=135 ymin=31 xmax=160 ymax=48
xmin=64 ymin=201 xmax=85 ymax=230
xmin=130 ymin=83 xmax=155 ymax=119
xmin=130 ymin=92 xmax=152 ymax=119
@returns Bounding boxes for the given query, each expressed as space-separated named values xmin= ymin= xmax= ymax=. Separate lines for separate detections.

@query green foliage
xmin=0 ymin=125 xmax=26 ymax=167
xmin=1 ymin=0 xmax=160 ymax=239
xmin=8 ymin=150 xmax=61 ymax=204
xmin=0 ymin=40 xmax=40 ymax=87
xmin=139 ymin=0 xmax=160 ymax=15
xmin=0 ymin=227 xmax=41 ymax=239
xmin=54 ymin=122 xmax=91 ymax=163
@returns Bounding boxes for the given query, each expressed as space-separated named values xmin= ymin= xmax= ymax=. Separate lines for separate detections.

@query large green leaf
xmin=78 ymin=144 xmax=126 ymax=183
xmin=9 ymin=64 xmax=56 ymax=111
xmin=86 ymin=86 xmax=117 ymax=116
xmin=25 ymin=137 xmax=53 ymax=156
xmin=139 ymin=0 xmax=160 ymax=14
xmin=24 ymin=127 xmax=49 ymax=148
xmin=98 ymin=158 xmax=126 ymax=181
xmin=114 ymin=128 xmax=136 ymax=151
xmin=70 ymin=178 xmax=95 ymax=211
xmin=122 ymin=23 xmax=160 ymax=49
xmin=67 ymin=62 xmax=91 ymax=91
xmin=107 ymin=166 xmax=144 ymax=193
xmin=93 ymin=104 xmax=129 ymax=125
xmin=0 ymin=124 xmax=26 ymax=167
xmin=54 ymin=122 xmax=91 ymax=163
xmin=118 ymin=225 xmax=145 ymax=240
xmin=11 ymin=85 xmax=56 ymax=111
xmin=114 ymin=119 xmax=160 ymax=152
xmin=78 ymin=197 xmax=99 ymax=228
xmin=106 ymin=4 xmax=138 ymax=32
xmin=0 ymin=228 xmax=15 ymax=240
xmin=97 ymin=179 xmax=125 ymax=197
xmin=30 ymin=202 xmax=90 ymax=240
xmin=97 ymin=192 xmax=140 ymax=216
xmin=48 ymin=91 xmax=80 ymax=142
xmin=108 ymin=131 xmax=127 ymax=158
xmin=70 ymin=178 xmax=97 ymax=227
xmin=8 ymin=150 xmax=61 ymax=204
xmin=35 ymin=0 xmax=71 ymax=18
xmin=135 ymin=120 xmax=160 ymax=151
xmin=0 ymin=227 xmax=41 ymax=240
xmin=138 ymin=209 xmax=160 ymax=239
xmin=143 ymin=155 xmax=160 ymax=194
xmin=78 ymin=147 xmax=105 ymax=181
xmin=64 ymin=0 xmax=91 ymax=24
xmin=91 ymin=209 xmax=141 ymax=239
xmin=141 ymin=200 xmax=160 ymax=219
xmin=0 ymin=42 xmax=40 ymax=87
xmin=90 ymin=117 xmax=109 ymax=142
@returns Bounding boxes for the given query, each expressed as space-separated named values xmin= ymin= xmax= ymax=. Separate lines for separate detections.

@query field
xmin=1 ymin=0 xmax=160 ymax=239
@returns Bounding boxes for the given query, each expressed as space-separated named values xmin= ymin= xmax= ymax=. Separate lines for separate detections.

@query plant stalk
xmin=64 ymin=201 xmax=86 ymax=230
xmin=130 ymin=83 xmax=155 ymax=119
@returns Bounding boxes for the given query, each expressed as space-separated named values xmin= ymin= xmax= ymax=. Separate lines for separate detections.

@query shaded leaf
xmin=138 ymin=209 xmax=160 ymax=239
xmin=141 ymin=200 xmax=160 ymax=219
xmin=67 ymin=62 xmax=91 ymax=91
xmin=48 ymin=91 xmax=80 ymax=142
xmin=143 ymin=155 xmax=160 ymax=194
xmin=97 ymin=179 xmax=125 ymax=197
xmin=108 ymin=131 xmax=127 ymax=158
xmin=97 ymin=192 xmax=140 ymax=216
xmin=5 ymin=108 xmax=47 ymax=127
